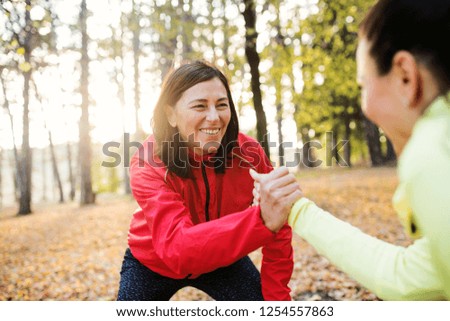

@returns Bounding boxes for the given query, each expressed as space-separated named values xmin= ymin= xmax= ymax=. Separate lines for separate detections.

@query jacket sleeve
xmin=408 ymin=153 xmax=450 ymax=298
xmin=256 ymin=145 xmax=294 ymax=301
xmin=130 ymin=157 xmax=275 ymax=277
xmin=289 ymin=198 xmax=447 ymax=300
xmin=261 ymin=224 xmax=294 ymax=300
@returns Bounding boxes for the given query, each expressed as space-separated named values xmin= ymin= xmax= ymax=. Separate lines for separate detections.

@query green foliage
xmin=295 ymin=0 xmax=377 ymax=162
xmin=1 ymin=0 xmax=391 ymax=210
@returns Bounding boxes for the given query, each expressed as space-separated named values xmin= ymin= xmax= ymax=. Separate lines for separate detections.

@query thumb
xmin=249 ymin=168 xmax=262 ymax=182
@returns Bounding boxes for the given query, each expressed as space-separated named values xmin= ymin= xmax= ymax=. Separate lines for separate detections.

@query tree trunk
xmin=114 ymin=12 xmax=131 ymax=195
xmin=331 ymin=125 xmax=340 ymax=165
xmin=41 ymin=148 xmax=47 ymax=202
xmin=300 ymin=128 xmax=315 ymax=168
xmin=384 ymin=138 xmax=397 ymax=163
xmin=363 ymin=117 xmax=383 ymax=166
xmin=343 ymin=110 xmax=352 ymax=167
xmin=67 ymin=142 xmax=76 ymax=201
xmin=242 ymin=0 xmax=270 ymax=158
xmin=18 ymin=1 xmax=33 ymax=215
xmin=118 ymin=75 xmax=131 ymax=195
xmin=1 ymin=70 xmax=21 ymax=203
xmin=180 ymin=0 xmax=194 ymax=58
xmin=122 ymin=134 xmax=131 ymax=195
xmin=79 ymin=0 xmax=95 ymax=205
xmin=221 ymin=0 xmax=231 ymax=66
xmin=132 ymin=0 xmax=145 ymax=142
xmin=276 ymin=103 xmax=284 ymax=166
xmin=32 ymin=78 xmax=65 ymax=203
xmin=48 ymin=131 xmax=64 ymax=203
xmin=10 ymin=154 xmax=19 ymax=202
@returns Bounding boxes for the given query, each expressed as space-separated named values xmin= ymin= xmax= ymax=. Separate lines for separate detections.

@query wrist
xmin=258 ymin=207 xmax=279 ymax=233
xmin=288 ymin=197 xmax=309 ymax=227
xmin=265 ymin=222 xmax=281 ymax=233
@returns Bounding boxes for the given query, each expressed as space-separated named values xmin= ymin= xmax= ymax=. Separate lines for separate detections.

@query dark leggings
xmin=117 ymin=248 xmax=264 ymax=301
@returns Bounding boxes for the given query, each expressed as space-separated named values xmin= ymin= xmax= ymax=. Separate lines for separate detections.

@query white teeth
xmin=200 ymin=129 xmax=220 ymax=135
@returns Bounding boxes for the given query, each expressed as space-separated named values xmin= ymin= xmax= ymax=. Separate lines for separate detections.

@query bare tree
xmin=0 ymin=69 xmax=21 ymax=190
xmin=276 ymin=103 xmax=284 ymax=166
xmin=131 ymin=0 xmax=145 ymax=142
xmin=16 ymin=0 xmax=34 ymax=215
xmin=363 ymin=117 xmax=383 ymax=166
xmin=67 ymin=142 xmax=76 ymax=201
xmin=78 ymin=0 xmax=95 ymax=205
xmin=1 ymin=0 xmax=53 ymax=213
xmin=32 ymin=79 xmax=64 ymax=203
xmin=242 ymin=0 xmax=270 ymax=157
xmin=111 ymin=4 xmax=131 ymax=194
xmin=41 ymin=147 xmax=47 ymax=202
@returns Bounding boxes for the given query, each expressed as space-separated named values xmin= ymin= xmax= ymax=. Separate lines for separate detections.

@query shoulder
xmin=130 ymin=135 xmax=168 ymax=181
xmin=130 ymin=135 xmax=164 ymax=166
xmin=399 ymin=99 xmax=450 ymax=183
xmin=237 ymin=132 xmax=258 ymax=144
xmin=236 ymin=132 xmax=264 ymax=153
xmin=233 ymin=132 xmax=273 ymax=172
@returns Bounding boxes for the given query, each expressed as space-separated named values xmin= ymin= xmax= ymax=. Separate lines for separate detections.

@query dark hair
xmin=152 ymin=60 xmax=239 ymax=178
xmin=359 ymin=0 xmax=450 ymax=95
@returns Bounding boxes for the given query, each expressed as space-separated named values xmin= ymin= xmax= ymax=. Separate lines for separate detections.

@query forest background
xmin=0 ymin=0 xmax=403 ymax=301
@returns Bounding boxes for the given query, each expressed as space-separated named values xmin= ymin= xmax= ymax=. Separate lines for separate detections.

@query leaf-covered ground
xmin=0 ymin=167 xmax=408 ymax=301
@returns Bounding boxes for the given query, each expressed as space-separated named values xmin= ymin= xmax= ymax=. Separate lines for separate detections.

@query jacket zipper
xmin=201 ymin=162 xmax=210 ymax=222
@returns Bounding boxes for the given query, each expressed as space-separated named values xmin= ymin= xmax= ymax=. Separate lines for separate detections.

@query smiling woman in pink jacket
xmin=117 ymin=61 xmax=294 ymax=301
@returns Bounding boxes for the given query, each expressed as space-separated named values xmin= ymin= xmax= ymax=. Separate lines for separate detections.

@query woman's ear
xmin=165 ymin=105 xmax=177 ymax=128
xmin=391 ymin=51 xmax=423 ymax=109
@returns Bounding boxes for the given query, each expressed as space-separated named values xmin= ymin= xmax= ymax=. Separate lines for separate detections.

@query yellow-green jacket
xmin=289 ymin=95 xmax=450 ymax=300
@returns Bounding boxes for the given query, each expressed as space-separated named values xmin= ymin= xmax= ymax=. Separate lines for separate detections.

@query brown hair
xmin=152 ymin=60 xmax=239 ymax=178
xmin=359 ymin=0 xmax=450 ymax=95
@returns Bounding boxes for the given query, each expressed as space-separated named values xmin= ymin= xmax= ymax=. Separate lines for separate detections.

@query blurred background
xmin=0 ymin=0 xmax=409 ymax=301
xmin=0 ymin=0 xmax=399 ymax=214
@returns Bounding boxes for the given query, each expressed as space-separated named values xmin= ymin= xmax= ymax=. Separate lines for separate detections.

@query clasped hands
xmin=250 ymin=167 xmax=303 ymax=233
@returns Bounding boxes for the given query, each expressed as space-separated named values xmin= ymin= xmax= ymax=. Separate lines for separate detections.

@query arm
xmin=289 ymin=198 xmax=447 ymax=300
xmin=130 ymin=157 xmax=275 ymax=277
xmin=261 ymin=224 xmax=293 ymax=300
xmin=254 ymin=146 xmax=294 ymax=301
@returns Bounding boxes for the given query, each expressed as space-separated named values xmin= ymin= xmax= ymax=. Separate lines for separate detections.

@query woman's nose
xmin=206 ymin=106 xmax=219 ymax=121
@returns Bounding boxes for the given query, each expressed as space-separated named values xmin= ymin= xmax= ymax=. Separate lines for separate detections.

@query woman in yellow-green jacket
xmin=251 ymin=0 xmax=450 ymax=300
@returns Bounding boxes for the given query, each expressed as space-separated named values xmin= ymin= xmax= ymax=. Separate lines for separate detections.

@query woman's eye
xmin=192 ymin=105 xmax=206 ymax=109
xmin=217 ymin=104 xmax=229 ymax=109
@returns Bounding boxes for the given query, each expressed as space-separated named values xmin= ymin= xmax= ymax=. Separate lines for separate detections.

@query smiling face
xmin=166 ymin=77 xmax=231 ymax=155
